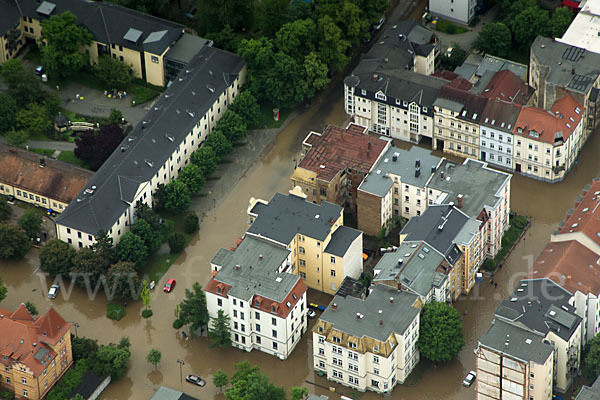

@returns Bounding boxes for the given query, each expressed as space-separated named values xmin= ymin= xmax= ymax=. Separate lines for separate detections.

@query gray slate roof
xmin=400 ymin=204 xmax=476 ymax=266
xmin=151 ymin=386 xmax=198 ymax=400
xmin=324 ymin=225 xmax=362 ymax=257
xmin=532 ymin=36 xmax=600 ymax=95
xmin=575 ymin=375 xmax=600 ymax=400
xmin=320 ymin=284 xmax=419 ymax=342
xmin=428 ymin=158 xmax=510 ymax=218
xmin=480 ymin=99 xmax=521 ymax=132
xmin=247 ymin=192 xmax=343 ymax=244
xmin=373 ymin=242 xmax=447 ymax=297
xmin=495 ymin=278 xmax=582 ymax=342
xmin=211 ymin=236 xmax=297 ymax=303
xmin=479 ymin=319 xmax=554 ymax=365
xmin=358 ymin=146 xmax=443 ymax=197
xmin=56 ymin=46 xmax=245 ymax=234
xmin=165 ymin=33 xmax=212 ymax=64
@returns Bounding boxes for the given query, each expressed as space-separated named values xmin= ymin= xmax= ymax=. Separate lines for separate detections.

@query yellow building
xmin=0 ymin=305 xmax=73 ymax=400
xmin=247 ymin=188 xmax=364 ymax=295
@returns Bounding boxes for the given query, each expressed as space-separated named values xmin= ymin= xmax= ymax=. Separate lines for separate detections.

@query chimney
xmin=259 ymin=254 xmax=263 ymax=260
xmin=356 ymin=313 xmax=361 ymax=320
xmin=373 ymin=73 xmax=379 ymax=81
xmin=390 ymin=297 xmax=394 ymax=304
xmin=567 ymin=275 xmax=572 ymax=284
xmin=415 ymin=167 xmax=420 ymax=178
xmin=572 ymin=68 xmax=575 ymax=75
xmin=415 ymin=159 xmax=421 ymax=168
xmin=431 ymin=165 xmax=436 ymax=174
xmin=457 ymin=194 xmax=463 ymax=208
xmin=441 ymin=171 xmax=445 ymax=179
xmin=368 ymin=142 xmax=372 ymax=152
xmin=235 ymin=264 xmax=241 ymax=270
xmin=332 ymin=303 xmax=338 ymax=311
xmin=392 ymin=153 xmax=398 ymax=162
xmin=379 ymin=320 xmax=384 ymax=326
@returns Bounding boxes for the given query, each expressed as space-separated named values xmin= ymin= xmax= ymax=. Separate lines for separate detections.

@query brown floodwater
xmin=2 ymin=75 xmax=600 ymax=399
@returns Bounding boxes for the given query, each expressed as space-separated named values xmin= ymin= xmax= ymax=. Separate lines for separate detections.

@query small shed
xmin=54 ymin=112 xmax=69 ymax=133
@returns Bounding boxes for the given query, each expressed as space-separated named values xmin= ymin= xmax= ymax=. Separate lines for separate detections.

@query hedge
xmin=107 ymin=303 xmax=126 ymax=321
xmin=142 ymin=309 xmax=153 ymax=318
xmin=46 ymin=359 xmax=89 ymax=400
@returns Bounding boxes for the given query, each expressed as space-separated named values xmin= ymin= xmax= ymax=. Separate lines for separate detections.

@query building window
xmin=273 ymin=342 xmax=278 ymax=350
xmin=330 ymin=256 xmax=335 ymax=264
xmin=373 ymin=355 xmax=379 ymax=364
xmin=272 ymin=317 xmax=276 ymax=326
xmin=22 ymin=377 xmax=26 ymax=384
xmin=299 ymin=246 xmax=305 ymax=254
xmin=151 ymin=56 xmax=159 ymax=63
xmin=320 ymin=188 xmax=327 ymax=196
xmin=256 ymin=336 xmax=261 ymax=344
xmin=217 ymin=298 xmax=222 ymax=307
xmin=23 ymin=390 xmax=27 ymax=397
xmin=331 ymin=269 xmax=336 ymax=277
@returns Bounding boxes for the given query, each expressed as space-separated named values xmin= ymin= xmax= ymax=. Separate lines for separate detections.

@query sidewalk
xmin=0 ymin=136 xmax=75 ymax=151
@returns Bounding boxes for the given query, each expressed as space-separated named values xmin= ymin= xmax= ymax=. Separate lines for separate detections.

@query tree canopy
xmin=18 ymin=209 xmax=42 ymax=239
xmin=177 ymin=282 xmax=209 ymax=335
xmin=417 ymin=302 xmax=464 ymax=363
xmin=228 ymin=91 xmax=261 ymax=128
xmin=94 ymin=56 xmax=135 ymax=89
xmin=208 ymin=309 xmax=232 ymax=348
xmin=116 ymin=232 xmax=148 ymax=269
xmin=163 ymin=179 xmax=191 ymax=212
xmin=40 ymin=239 xmax=76 ymax=276
xmin=178 ymin=163 xmax=205 ymax=194
xmin=225 ymin=360 xmax=286 ymax=400
xmin=205 ymin=130 xmax=233 ymax=159
xmin=16 ymin=103 xmax=52 ymax=139
xmin=191 ymin=145 xmax=218 ymax=177
xmin=0 ymin=59 xmax=44 ymax=106
xmin=0 ymin=224 xmax=31 ymax=259
xmin=582 ymin=333 xmax=600 ymax=382
xmin=0 ymin=275 xmax=7 ymax=303
xmin=146 ymin=348 xmax=162 ymax=370
xmin=217 ymin=110 xmax=247 ymax=143
xmin=0 ymin=198 xmax=12 ymax=222
xmin=89 ymin=338 xmax=131 ymax=380
xmin=0 ymin=93 xmax=17 ymax=133
xmin=75 ymin=123 xmax=125 ymax=171
xmin=473 ymin=22 xmax=512 ymax=58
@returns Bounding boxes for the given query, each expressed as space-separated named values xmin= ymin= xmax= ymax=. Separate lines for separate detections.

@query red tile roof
xmin=447 ymin=77 xmax=473 ymax=91
xmin=432 ymin=70 xmax=460 ymax=82
xmin=557 ymin=179 xmax=600 ymax=247
xmin=252 ymin=279 xmax=307 ymax=319
xmin=481 ymin=69 xmax=533 ymax=105
xmin=513 ymin=94 xmax=583 ymax=144
xmin=298 ymin=124 xmax=388 ymax=183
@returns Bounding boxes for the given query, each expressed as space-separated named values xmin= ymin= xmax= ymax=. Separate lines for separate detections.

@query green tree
xmin=275 ymin=19 xmax=316 ymax=63
xmin=317 ymin=15 xmax=350 ymax=72
xmin=0 ymin=93 xmax=17 ymax=133
xmin=168 ymin=232 xmax=186 ymax=253
xmin=18 ymin=209 xmax=42 ymax=239
xmin=164 ymin=179 xmax=191 ymax=212
xmin=229 ymin=91 xmax=261 ymax=128
xmin=582 ymin=333 xmax=600 ymax=381
xmin=0 ymin=224 xmax=30 ymax=259
xmin=213 ymin=369 xmax=229 ymax=393
xmin=71 ymin=335 xmax=98 ymax=361
xmin=0 ymin=59 xmax=44 ymax=106
xmin=92 ymin=230 xmax=117 ymax=270
xmin=225 ymin=360 xmax=286 ymax=400
xmin=301 ymin=52 xmax=330 ymax=100
xmin=93 ymin=56 xmax=135 ymax=88
xmin=206 ymin=25 xmax=245 ymax=53
xmin=140 ymin=280 xmax=152 ymax=311
xmin=108 ymin=108 xmax=123 ymax=124
xmin=290 ymin=386 xmax=308 ymax=400
xmin=256 ymin=0 xmax=290 ymax=37
xmin=191 ymin=146 xmax=218 ymax=177
xmin=71 ymin=247 xmax=104 ymax=288
xmin=16 ymin=103 xmax=52 ymax=139
xmin=183 ymin=212 xmax=200 ymax=234
xmin=24 ymin=301 xmax=38 ymax=316
xmin=40 ymin=238 xmax=76 ymax=276
xmin=131 ymin=219 xmax=161 ymax=253
xmin=5 ymin=130 xmax=29 ymax=147
xmin=473 ymin=22 xmax=512 ymax=58
xmin=0 ymin=276 xmax=7 ymax=303
xmin=107 ymin=261 xmax=140 ymax=300
xmin=205 ymin=130 xmax=233 ymax=159
xmin=550 ymin=7 xmax=574 ymax=38
xmin=116 ymin=232 xmax=148 ymax=269
xmin=440 ymin=43 xmax=467 ymax=71
xmin=89 ymin=340 xmax=131 ymax=380
xmin=417 ymin=301 xmax=464 ymax=363
xmin=337 ymin=2 xmax=370 ymax=45
xmin=513 ymin=6 xmax=550 ymax=50
xmin=146 ymin=348 xmax=162 ymax=370
xmin=208 ymin=309 xmax=232 ymax=348
xmin=40 ymin=11 xmax=92 ymax=78
xmin=267 ymin=52 xmax=304 ymax=107
xmin=0 ymin=198 xmax=11 ymax=221
xmin=197 ymin=0 xmax=255 ymax=33
xmin=349 ymin=0 xmax=389 ymax=24
xmin=217 ymin=110 xmax=247 ymax=143
xmin=178 ymin=163 xmax=205 ymax=194
xmin=178 ymin=282 xmax=209 ymax=335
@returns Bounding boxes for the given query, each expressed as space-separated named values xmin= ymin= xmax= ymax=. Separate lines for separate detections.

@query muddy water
xmin=3 ymin=82 xmax=600 ymax=399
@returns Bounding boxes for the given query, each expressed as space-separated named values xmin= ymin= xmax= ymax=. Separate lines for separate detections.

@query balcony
xmin=552 ymin=164 xmax=565 ymax=174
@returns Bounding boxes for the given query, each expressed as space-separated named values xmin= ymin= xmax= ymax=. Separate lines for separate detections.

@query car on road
xmin=186 ymin=375 xmax=206 ymax=387
xmin=163 ymin=278 xmax=176 ymax=293
xmin=373 ymin=16 xmax=385 ymax=30
xmin=463 ymin=371 xmax=476 ymax=387
xmin=307 ymin=309 xmax=317 ymax=319
xmin=48 ymin=284 xmax=59 ymax=299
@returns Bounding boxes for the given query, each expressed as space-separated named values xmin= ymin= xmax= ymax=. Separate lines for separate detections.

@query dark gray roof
xmin=358 ymin=146 xmax=443 ymax=197
xmin=532 ymin=36 xmax=600 ymax=95
xmin=56 ymin=47 xmax=245 ymax=235
xmin=427 ymin=158 xmax=511 ymax=219
xmin=306 ymin=396 xmax=329 ymax=400
xmin=151 ymin=386 xmax=198 ymax=400
xmin=480 ymin=99 xmax=521 ymax=132
xmin=69 ymin=370 xmax=110 ymax=400
xmin=247 ymin=193 xmax=343 ymax=244
xmin=33 ymin=347 xmax=49 ymax=361
xmin=0 ymin=0 xmax=22 ymax=35
xmin=165 ymin=33 xmax=212 ymax=64
xmin=495 ymin=278 xmax=582 ymax=342
xmin=479 ymin=319 xmax=554 ymax=365
xmin=319 ymin=285 xmax=419 ymax=342
xmin=400 ymin=204 xmax=479 ymax=266
xmin=210 ymin=236 xmax=297 ymax=302
xmin=335 ymin=277 xmax=366 ymax=299
xmin=7 ymin=0 xmax=184 ymax=55
xmin=575 ymin=375 xmax=600 ymax=400
xmin=324 ymin=225 xmax=362 ymax=257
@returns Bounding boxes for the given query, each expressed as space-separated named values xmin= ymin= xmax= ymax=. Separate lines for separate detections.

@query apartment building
xmin=0 ymin=305 xmax=73 ymax=400
xmin=246 ymin=189 xmax=363 ymax=295
xmin=344 ymin=60 xmax=446 ymax=143
xmin=313 ymin=285 xmax=421 ymax=394
xmin=0 ymin=0 xmax=193 ymax=86
xmin=528 ymin=179 xmax=600 ymax=343
xmin=432 ymin=82 xmax=488 ymax=159
xmin=400 ymin=204 xmax=483 ymax=297
xmin=529 ymin=36 xmax=600 ymax=133
xmin=512 ymin=94 xmax=584 ymax=182
xmin=55 ymin=47 xmax=246 ymax=248
xmin=557 ymin=0 xmax=600 ymax=55
xmin=429 ymin=0 xmax=477 ymax=25
xmin=477 ymin=278 xmax=583 ymax=398
xmin=455 ymin=54 xmax=528 ymax=85
xmin=291 ymin=124 xmax=390 ymax=213
xmin=205 ymin=235 xmax=307 ymax=360
xmin=0 ymin=144 xmax=93 ymax=212
xmin=479 ymin=100 xmax=521 ymax=170
xmin=373 ymin=241 xmax=452 ymax=303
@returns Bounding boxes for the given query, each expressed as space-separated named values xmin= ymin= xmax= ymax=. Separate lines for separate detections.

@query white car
xmin=463 ymin=370 xmax=476 ymax=387
xmin=307 ymin=310 xmax=317 ymax=319
xmin=374 ymin=17 xmax=385 ymax=30
xmin=48 ymin=284 xmax=59 ymax=299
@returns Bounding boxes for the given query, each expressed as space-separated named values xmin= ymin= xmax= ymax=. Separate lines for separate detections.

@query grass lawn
xmin=141 ymin=234 xmax=192 ymax=282
xmin=107 ymin=303 xmax=126 ymax=320
xmin=435 ymin=19 xmax=469 ymax=34
xmin=129 ymin=84 xmax=161 ymax=106
xmin=29 ymin=148 xmax=55 ymax=157
xmin=27 ymin=130 xmax=53 ymax=141
xmin=57 ymin=151 xmax=90 ymax=169
xmin=251 ymin=104 xmax=292 ymax=130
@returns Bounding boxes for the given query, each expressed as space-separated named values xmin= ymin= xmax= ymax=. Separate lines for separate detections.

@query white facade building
xmin=429 ymin=0 xmax=477 ymax=25
xmin=479 ymin=100 xmax=520 ymax=171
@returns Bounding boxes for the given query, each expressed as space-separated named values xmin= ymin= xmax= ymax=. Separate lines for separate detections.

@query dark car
xmin=186 ymin=375 xmax=206 ymax=387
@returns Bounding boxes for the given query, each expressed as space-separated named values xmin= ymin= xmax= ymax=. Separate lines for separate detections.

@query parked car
xmin=163 ymin=278 xmax=176 ymax=293
xmin=373 ymin=16 xmax=385 ymax=30
xmin=463 ymin=371 xmax=476 ymax=387
xmin=307 ymin=309 xmax=317 ymax=319
xmin=35 ymin=66 xmax=44 ymax=76
xmin=186 ymin=375 xmax=206 ymax=387
xmin=48 ymin=284 xmax=59 ymax=299
xmin=445 ymin=47 xmax=454 ymax=58
xmin=362 ymin=29 xmax=376 ymax=44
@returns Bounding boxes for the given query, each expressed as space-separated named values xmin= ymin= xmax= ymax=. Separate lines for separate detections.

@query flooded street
xmin=3 ymin=67 xmax=600 ymax=400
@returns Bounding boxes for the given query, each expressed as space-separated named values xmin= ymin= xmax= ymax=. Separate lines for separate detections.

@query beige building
xmin=313 ymin=285 xmax=421 ymax=394
xmin=512 ymin=94 xmax=584 ymax=182
xmin=55 ymin=47 xmax=246 ymax=248
xmin=246 ymin=189 xmax=363 ymax=295
xmin=0 ymin=305 xmax=73 ymax=400
xmin=0 ymin=144 xmax=93 ymax=212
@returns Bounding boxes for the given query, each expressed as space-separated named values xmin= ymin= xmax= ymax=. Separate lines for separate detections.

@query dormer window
xmin=271 ymin=306 xmax=276 ymax=313
xmin=376 ymin=92 xmax=386 ymax=101
xmin=361 ymin=89 xmax=367 ymax=96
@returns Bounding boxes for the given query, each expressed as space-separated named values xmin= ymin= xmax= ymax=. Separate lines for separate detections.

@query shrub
xmin=107 ymin=303 xmax=126 ymax=321
xmin=0 ymin=390 xmax=15 ymax=399
xmin=183 ymin=212 xmax=200 ymax=234
xmin=142 ymin=309 xmax=153 ymax=318
xmin=482 ymin=259 xmax=496 ymax=271
xmin=173 ymin=318 xmax=184 ymax=329
xmin=512 ymin=215 xmax=528 ymax=229
xmin=45 ymin=359 xmax=89 ymax=400
xmin=436 ymin=19 xmax=468 ymax=34
xmin=168 ymin=232 xmax=186 ymax=253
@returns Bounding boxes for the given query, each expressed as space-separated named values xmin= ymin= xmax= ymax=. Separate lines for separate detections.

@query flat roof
xmin=165 ymin=33 xmax=212 ymax=64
